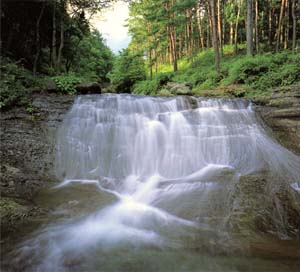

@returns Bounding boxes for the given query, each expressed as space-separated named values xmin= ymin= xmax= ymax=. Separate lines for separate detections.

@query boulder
xmin=166 ymin=82 xmax=193 ymax=96
xmin=157 ymin=89 xmax=174 ymax=97
xmin=44 ymin=79 xmax=58 ymax=92
xmin=226 ymin=172 xmax=300 ymax=239
xmin=75 ymin=82 xmax=101 ymax=94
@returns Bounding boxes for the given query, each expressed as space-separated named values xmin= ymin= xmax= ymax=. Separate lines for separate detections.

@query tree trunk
xmin=292 ymin=0 xmax=296 ymax=53
xmin=196 ymin=3 xmax=205 ymax=50
xmin=246 ymin=0 xmax=254 ymax=55
xmin=206 ymin=16 xmax=211 ymax=48
xmin=255 ymin=0 xmax=259 ymax=54
xmin=33 ymin=3 xmax=46 ymax=76
xmin=235 ymin=0 xmax=242 ymax=53
xmin=268 ymin=6 xmax=273 ymax=46
xmin=57 ymin=16 xmax=64 ymax=73
xmin=170 ymin=30 xmax=178 ymax=72
xmin=284 ymin=0 xmax=289 ymax=49
xmin=207 ymin=2 xmax=214 ymax=48
xmin=210 ymin=0 xmax=220 ymax=72
xmin=230 ymin=21 xmax=234 ymax=45
xmin=217 ymin=0 xmax=223 ymax=56
xmin=275 ymin=0 xmax=286 ymax=53
xmin=52 ymin=2 xmax=57 ymax=71
xmin=57 ymin=0 xmax=66 ymax=73
xmin=149 ymin=49 xmax=153 ymax=80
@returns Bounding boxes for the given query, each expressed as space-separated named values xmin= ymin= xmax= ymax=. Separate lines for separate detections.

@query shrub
xmin=133 ymin=80 xmax=160 ymax=95
xmin=0 ymin=57 xmax=42 ymax=109
xmin=133 ymin=73 xmax=174 ymax=95
xmin=52 ymin=74 xmax=82 ymax=94
xmin=221 ymin=52 xmax=300 ymax=93
xmin=254 ymin=63 xmax=300 ymax=90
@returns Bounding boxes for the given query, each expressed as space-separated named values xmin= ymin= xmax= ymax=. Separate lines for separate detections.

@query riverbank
xmin=131 ymin=50 xmax=300 ymax=99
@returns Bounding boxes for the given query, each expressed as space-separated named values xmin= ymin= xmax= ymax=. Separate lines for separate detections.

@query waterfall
xmin=14 ymin=94 xmax=300 ymax=271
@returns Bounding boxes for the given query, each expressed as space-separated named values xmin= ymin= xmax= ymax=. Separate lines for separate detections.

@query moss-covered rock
xmin=157 ymin=89 xmax=174 ymax=97
xmin=166 ymin=82 xmax=193 ymax=95
xmin=0 ymin=197 xmax=30 ymax=234
xmin=226 ymin=172 xmax=300 ymax=239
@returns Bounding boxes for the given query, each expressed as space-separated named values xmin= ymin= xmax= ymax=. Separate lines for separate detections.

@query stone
xmin=226 ymin=171 xmax=300 ymax=239
xmin=157 ymin=89 xmax=174 ymax=97
xmin=44 ymin=79 xmax=58 ymax=92
xmin=166 ymin=82 xmax=193 ymax=95
xmin=0 ymin=93 xmax=74 ymax=200
xmin=255 ymin=89 xmax=300 ymax=154
xmin=75 ymin=82 xmax=101 ymax=94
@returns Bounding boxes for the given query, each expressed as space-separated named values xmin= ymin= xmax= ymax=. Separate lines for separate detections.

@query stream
xmin=3 ymin=94 xmax=300 ymax=271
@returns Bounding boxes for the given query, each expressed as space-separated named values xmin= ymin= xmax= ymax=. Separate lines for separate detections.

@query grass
xmin=133 ymin=46 xmax=300 ymax=98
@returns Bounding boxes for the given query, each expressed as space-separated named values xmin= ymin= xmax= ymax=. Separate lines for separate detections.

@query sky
xmin=90 ymin=1 xmax=131 ymax=54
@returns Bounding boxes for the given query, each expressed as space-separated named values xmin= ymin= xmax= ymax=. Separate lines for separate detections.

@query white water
xmin=14 ymin=94 xmax=300 ymax=271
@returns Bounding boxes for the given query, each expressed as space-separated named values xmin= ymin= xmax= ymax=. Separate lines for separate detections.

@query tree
xmin=33 ymin=2 xmax=46 ymax=76
xmin=210 ymin=0 xmax=221 ymax=72
xmin=234 ymin=0 xmax=242 ymax=53
xmin=291 ymin=0 xmax=297 ymax=53
xmin=70 ymin=30 xmax=114 ymax=82
xmin=109 ymin=49 xmax=146 ymax=93
xmin=275 ymin=0 xmax=286 ymax=53
xmin=246 ymin=0 xmax=253 ymax=55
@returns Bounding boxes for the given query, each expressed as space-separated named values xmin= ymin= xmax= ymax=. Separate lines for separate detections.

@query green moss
xmin=157 ymin=89 xmax=174 ymax=97
xmin=0 ymin=197 xmax=28 ymax=226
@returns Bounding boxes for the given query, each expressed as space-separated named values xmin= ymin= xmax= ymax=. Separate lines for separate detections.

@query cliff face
xmin=255 ymin=88 xmax=300 ymax=155
xmin=0 ymin=93 xmax=74 ymax=200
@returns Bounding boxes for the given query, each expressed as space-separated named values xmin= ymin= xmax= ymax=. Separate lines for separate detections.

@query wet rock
xmin=0 ymin=197 xmax=47 ymax=238
xmin=101 ymin=84 xmax=117 ymax=94
xmin=75 ymin=82 xmax=101 ymax=94
xmin=44 ymin=79 xmax=57 ymax=92
xmin=226 ymin=171 xmax=300 ymax=239
xmin=255 ymin=87 xmax=300 ymax=154
xmin=0 ymin=93 xmax=74 ymax=199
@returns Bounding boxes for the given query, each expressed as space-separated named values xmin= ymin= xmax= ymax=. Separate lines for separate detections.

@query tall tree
xmin=254 ymin=0 xmax=259 ymax=53
xmin=275 ymin=0 xmax=286 ymax=53
xmin=33 ymin=2 xmax=46 ymax=76
xmin=291 ymin=0 xmax=297 ymax=53
xmin=210 ymin=0 xmax=220 ymax=72
xmin=246 ymin=0 xmax=253 ymax=55
xmin=234 ymin=0 xmax=242 ymax=53
xmin=217 ymin=0 xmax=223 ymax=56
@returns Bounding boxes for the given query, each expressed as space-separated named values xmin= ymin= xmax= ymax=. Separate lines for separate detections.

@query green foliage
xmin=52 ymin=74 xmax=82 ymax=94
xmin=109 ymin=49 xmax=146 ymax=93
xmin=133 ymin=80 xmax=160 ymax=95
xmin=224 ymin=55 xmax=273 ymax=85
xmin=223 ymin=52 xmax=300 ymax=92
xmin=70 ymin=31 xmax=114 ymax=82
xmin=198 ymin=71 xmax=224 ymax=90
xmin=133 ymin=72 xmax=174 ymax=95
xmin=0 ymin=57 xmax=42 ymax=109
xmin=138 ymin=50 xmax=300 ymax=98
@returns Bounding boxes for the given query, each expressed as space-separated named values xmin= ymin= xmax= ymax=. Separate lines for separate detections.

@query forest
xmin=1 ymin=1 xmax=300 ymax=271
xmin=1 ymin=0 xmax=300 ymax=107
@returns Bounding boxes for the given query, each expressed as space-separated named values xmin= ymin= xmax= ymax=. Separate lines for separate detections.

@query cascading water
xmin=10 ymin=94 xmax=300 ymax=271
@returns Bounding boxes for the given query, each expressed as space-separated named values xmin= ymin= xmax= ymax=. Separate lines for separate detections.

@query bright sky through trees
xmin=90 ymin=1 xmax=131 ymax=54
